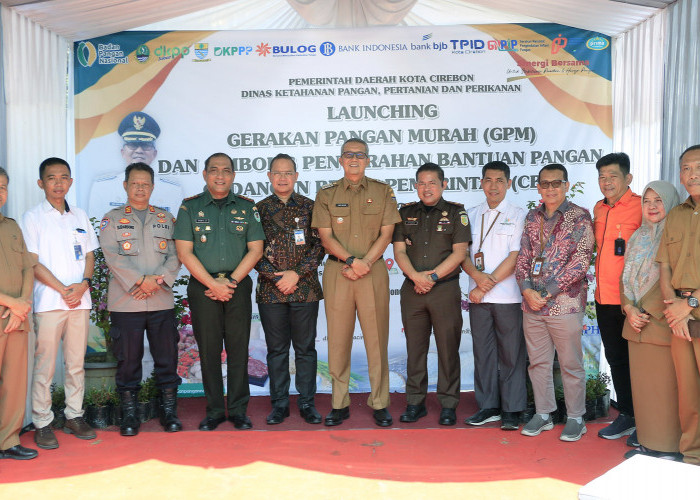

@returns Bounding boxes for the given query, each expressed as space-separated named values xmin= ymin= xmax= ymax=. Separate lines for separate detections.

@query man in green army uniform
xmin=174 ymin=153 xmax=264 ymax=431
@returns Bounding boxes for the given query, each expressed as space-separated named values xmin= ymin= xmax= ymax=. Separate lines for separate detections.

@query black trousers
xmin=258 ymin=301 xmax=319 ymax=409
xmin=595 ymin=301 xmax=634 ymax=416
xmin=110 ymin=309 xmax=181 ymax=392
xmin=188 ymin=275 xmax=252 ymax=419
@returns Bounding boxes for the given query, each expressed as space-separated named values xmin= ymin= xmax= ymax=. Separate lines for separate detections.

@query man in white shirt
xmin=21 ymin=157 xmax=99 ymax=450
xmin=462 ymin=161 xmax=527 ymax=430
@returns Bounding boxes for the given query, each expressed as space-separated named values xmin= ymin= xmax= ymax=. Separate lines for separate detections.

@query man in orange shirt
xmin=593 ymin=153 xmax=642 ymax=443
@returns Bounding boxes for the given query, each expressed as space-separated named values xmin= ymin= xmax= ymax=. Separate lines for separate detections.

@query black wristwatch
xmin=429 ymin=272 xmax=439 ymax=282
xmin=82 ymin=277 xmax=92 ymax=286
xmin=688 ymin=296 xmax=699 ymax=308
xmin=345 ymin=255 xmax=356 ymax=266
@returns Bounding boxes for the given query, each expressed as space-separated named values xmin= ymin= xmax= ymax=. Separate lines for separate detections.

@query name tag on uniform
xmin=294 ymin=229 xmax=306 ymax=245
xmin=335 ymin=203 xmax=349 ymax=207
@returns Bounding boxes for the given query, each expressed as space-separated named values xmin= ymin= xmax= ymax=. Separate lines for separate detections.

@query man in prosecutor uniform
xmin=393 ymin=162 xmax=470 ymax=426
xmin=174 ymin=153 xmax=264 ymax=431
xmin=312 ymin=138 xmax=401 ymax=427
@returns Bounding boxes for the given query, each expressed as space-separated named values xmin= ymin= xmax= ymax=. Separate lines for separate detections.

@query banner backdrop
xmin=74 ymin=24 xmax=612 ymax=397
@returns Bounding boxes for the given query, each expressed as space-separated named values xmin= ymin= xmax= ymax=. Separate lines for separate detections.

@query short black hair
xmin=124 ymin=162 xmax=154 ymax=183
xmin=415 ymin=162 xmax=444 ymax=182
xmin=0 ymin=166 xmax=8 ymax=182
xmin=39 ymin=157 xmax=71 ymax=180
xmin=596 ymin=152 xmax=630 ymax=175
xmin=340 ymin=138 xmax=369 ymax=155
xmin=270 ymin=153 xmax=297 ymax=172
xmin=204 ymin=152 xmax=233 ymax=171
xmin=538 ymin=163 xmax=568 ymax=182
xmin=482 ymin=161 xmax=510 ymax=180
xmin=680 ymin=145 xmax=700 ymax=164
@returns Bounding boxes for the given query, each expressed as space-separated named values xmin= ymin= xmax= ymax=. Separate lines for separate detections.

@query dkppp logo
xmin=76 ymin=41 xmax=97 ymax=67
xmin=586 ymin=36 xmax=609 ymax=50
xmin=551 ymin=33 xmax=568 ymax=54
xmin=135 ymin=44 xmax=150 ymax=63
xmin=319 ymin=41 xmax=335 ymax=56
xmin=214 ymin=46 xmax=253 ymax=56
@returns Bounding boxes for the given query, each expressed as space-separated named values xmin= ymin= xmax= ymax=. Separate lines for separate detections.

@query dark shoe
xmin=299 ymin=405 xmax=322 ymax=424
xmin=373 ymin=408 xmax=393 ymax=427
xmin=229 ymin=414 xmax=253 ymax=430
xmin=624 ymin=445 xmax=683 ymax=461
xmin=500 ymin=411 xmax=521 ymax=431
xmin=63 ymin=417 xmax=97 ymax=440
xmin=266 ymin=407 xmax=290 ymax=425
xmin=324 ymin=407 xmax=350 ymax=426
xmin=119 ymin=391 xmax=140 ymax=437
xmin=34 ymin=425 xmax=58 ymax=450
xmin=598 ymin=413 xmax=635 ymax=440
xmin=159 ymin=388 xmax=183 ymax=433
xmin=626 ymin=430 xmax=639 ymax=447
xmin=198 ymin=415 xmax=226 ymax=431
xmin=465 ymin=408 xmax=501 ymax=426
xmin=439 ymin=408 xmax=457 ymax=426
xmin=0 ymin=445 xmax=38 ymax=460
xmin=400 ymin=404 xmax=427 ymax=423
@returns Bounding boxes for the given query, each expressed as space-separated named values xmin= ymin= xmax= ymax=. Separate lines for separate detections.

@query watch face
xmin=689 ymin=297 xmax=699 ymax=308
xmin=430 ymin=273 xmax=438 ymax=282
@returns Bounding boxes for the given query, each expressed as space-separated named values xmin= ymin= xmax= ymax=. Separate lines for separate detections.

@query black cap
xmin=118 ymin=112 xmax=160 ymax=143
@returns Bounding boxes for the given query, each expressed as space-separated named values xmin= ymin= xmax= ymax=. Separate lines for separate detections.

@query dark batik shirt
xmin=255 ymin=192 xmax=324 ymax=304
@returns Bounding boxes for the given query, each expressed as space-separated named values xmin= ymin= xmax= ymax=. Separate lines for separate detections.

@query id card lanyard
xmin=532 ymin=214 xmax=554 ymax=277
xmin=293 ymin=217 xmax=306 ymax=246
xmin=473 ymin=211 xmax=499 ymax=271
xmin=73 ymin=229 xmax=84 ymax=261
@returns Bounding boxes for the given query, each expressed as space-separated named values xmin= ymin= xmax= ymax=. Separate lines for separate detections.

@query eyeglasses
xmin=538 ymin=180 xmax=565 ymax=189
xmin=416 ymin=181 xmax=441 ymax=188
xmin=270 ymin=171 xmax=296 ymax=177
xmin=341 ymin=152 xmax=368 ymax=159
xmin=124 ymin=141 xmax=155 ymax=151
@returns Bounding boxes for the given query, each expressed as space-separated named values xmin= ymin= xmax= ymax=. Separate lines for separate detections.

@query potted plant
xmin=137 ymin=372 xmax=158 ymax=422
xmin=84 ymin=385 xmax=113 ymax=429
xmin=50 ymin=384 xmax=66 ymax=429
xmin=584 ymin=372 xmax=611 ymax=421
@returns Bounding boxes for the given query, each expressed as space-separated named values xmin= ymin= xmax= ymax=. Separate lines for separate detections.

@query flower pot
xmin=86 ymin=405 xmax=112 ymax=429
xmin=584 ymin=390 xmax=610 ymax=421
xmin=51 ymin=406 xmax=66 ymax=429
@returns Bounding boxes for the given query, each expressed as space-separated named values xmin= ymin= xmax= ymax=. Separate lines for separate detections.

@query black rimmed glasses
xmin=341 ymin=152 xmax=368 ymax=159
xmin=538 ymin=180 xmax=565 ymax=189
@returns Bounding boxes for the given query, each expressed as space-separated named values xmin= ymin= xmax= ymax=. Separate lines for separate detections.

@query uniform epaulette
xmin=366 ymin=177 xmax=388 ymax=185
xmin=151 ymin=204 xmax=166 ymax=212
xmin=446 ymin=201 xmax=465 ymax=208
xmin=320 ymin=181 xmax=338 ymax=190
xmin=399 ymin=201 xmax=418 ymax=210
xmin=183 ymin=193 xmax=202 ymax=202
xmin=237 ymin=195 xmax=254 ymax=204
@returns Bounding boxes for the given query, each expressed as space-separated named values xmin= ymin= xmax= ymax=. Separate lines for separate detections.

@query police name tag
xmin=294 ymin=229 xmax=306 ymax=245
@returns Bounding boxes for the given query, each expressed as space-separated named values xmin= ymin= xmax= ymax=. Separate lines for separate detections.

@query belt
xmin=211 ymin=271 xmax=234 ymax=280
xmin=406 ymin=274 xmax=459 ymax=287
xmin=675 ymin=289 xmax=695 ymax=298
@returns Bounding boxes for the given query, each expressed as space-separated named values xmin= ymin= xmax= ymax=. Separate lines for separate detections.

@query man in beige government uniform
xmin=312 ymin=138 xmax=401 ymax=427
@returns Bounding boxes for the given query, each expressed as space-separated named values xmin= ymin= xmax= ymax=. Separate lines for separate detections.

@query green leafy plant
xmin=138 ymin=371 xmax=159 ymax=402
xmin=585 ymin=372 xmax=611 ymax=400
xmin=51 ymin=384 xmax=65 ymax=408
xmin=89 ymin=217 xmax=113 ymax=350
xmin=84 ymin=386 xmax=112 ymax=407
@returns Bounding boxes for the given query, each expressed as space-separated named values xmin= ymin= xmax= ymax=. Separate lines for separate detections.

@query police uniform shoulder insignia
xmin=124 ymin=205 xmax=132 ymax=214
xmin=148 ymin=205 xmax=156 ymax=213
xmin=237 ymin=195 xmax=254 ymax=204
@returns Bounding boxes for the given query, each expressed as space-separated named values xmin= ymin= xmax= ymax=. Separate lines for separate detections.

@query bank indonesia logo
xmin=319 ymin=41 xmax=335 ymax=56
xmin=135 ymin=44 xmax=150 ymax=63
xmin=195 ymin=43 xmax=209 ymax=59
xmin=586 ymin=36 xmax=609 ymax=51
xmin=77 ymin=41 xmax=97 ymax=67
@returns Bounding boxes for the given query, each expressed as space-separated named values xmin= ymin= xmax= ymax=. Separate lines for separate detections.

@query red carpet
xmin=2 ymin=392 xmax=629 ymax=487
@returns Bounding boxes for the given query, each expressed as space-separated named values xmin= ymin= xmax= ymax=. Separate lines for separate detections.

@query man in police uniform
xmin=99 ymin=162 xmax=182 ymax=436
xmin=0 ymin=167 xmax=38 ymax=460
xmin=658 ymin=144 xmax=700 ymax=465
xmin=393 ymin=163 xmax=470 ymax=426
xmin=174 ymin=152 xmax=264 ymax=431
xmin=89 ymin=111 xmax=183 ymax=218
xmin=312 ymin=138 xmax=401 ymax=427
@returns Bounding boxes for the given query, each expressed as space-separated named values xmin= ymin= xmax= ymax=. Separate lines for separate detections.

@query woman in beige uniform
xmin=621 ymin=180 xmax=681 ymax=460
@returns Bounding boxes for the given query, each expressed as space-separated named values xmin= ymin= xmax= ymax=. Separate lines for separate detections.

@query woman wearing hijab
xmin=620 ymin=180 xmax=682 ymax=460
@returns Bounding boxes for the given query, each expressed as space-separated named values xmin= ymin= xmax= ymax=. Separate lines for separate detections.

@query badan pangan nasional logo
xmin=76 ymin=41 xmax=97 ymax=67
xmin=256 ymin=43 xmax=271 ymax=56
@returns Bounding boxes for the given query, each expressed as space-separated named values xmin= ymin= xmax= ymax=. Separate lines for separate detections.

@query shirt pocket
xmin=495 ymin=222 xmax=516 ymax=236
xmin=664 ymin=232 xmax=684 ymax=264
xmin=9 ymin=237 xmax=25 ymax=268
xmin=228 ymin=220 xmax=248 ymax=238
xmin=193 ymin=224 xmax=212 ymax=248
xmin=362 ymin=201 xmax=383 ymax=233
xmin=329 ymin=205 xmax=350 ymax=233
xmin=116 ymin=233 xmax=139 ymax=256
xmin=152 ymin=227 xmax=171 ymax=254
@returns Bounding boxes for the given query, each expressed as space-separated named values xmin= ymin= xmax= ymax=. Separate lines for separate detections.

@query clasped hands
xmin=663 ymin=297 xmax=694 ymax=341
xmin=341 ymin=258 xmax=372 ymax=281
xmin=468 ymin=270 xmax=497 ymax=304
xmin=1 ymin=296 xmax=32 ymax=333
xmin=130 ymin=274 xmax=166 ymax=301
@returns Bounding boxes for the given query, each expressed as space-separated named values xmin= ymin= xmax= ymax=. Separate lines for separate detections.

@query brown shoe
xmin=34 ymin=426 xmax=59 ymax=449
xmin=63 ymin=417 xmax=96 ymax=440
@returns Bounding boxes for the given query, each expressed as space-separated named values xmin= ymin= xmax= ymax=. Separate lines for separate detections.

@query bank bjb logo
xmin=194 ymin=43 xmax=209 ymax=59
xmin=319 ymin=41 xmax=335 ymax=56
xmin=76 ymin=41 xmax=97 ymax=67
xmin=135 ymin=44 xmax=150 ymax=63
xmin=586 ymin=36 xmax=609 ymax=51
